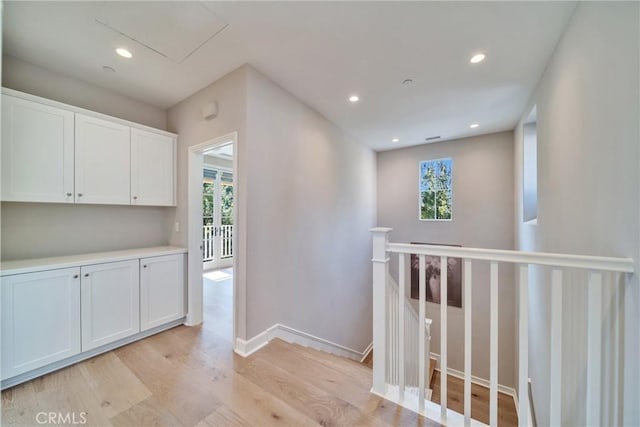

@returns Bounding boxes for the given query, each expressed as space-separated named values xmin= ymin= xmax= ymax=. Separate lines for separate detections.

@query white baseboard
xmin=360 ymin=342 xmax=373 ymax=363
xmin=235 ymin=323 xmax=371 ymax=361
xmin=234 ymin=324 xmax=278 ymax=357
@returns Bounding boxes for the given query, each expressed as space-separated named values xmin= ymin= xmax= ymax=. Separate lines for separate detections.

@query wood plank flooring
xmin=364 ymin=352 xmax=517 ymax=427
xmin=431 ymin=372 xmax=518 ymax=427
xmin=1 ymin=270 xmax=515 ymax=426
xmin=1 ymin=270 xmax=439 ymax=426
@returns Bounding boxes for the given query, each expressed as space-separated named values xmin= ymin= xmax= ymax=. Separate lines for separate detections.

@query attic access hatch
xmin=95 ymin=1 xmax=227 ymax=63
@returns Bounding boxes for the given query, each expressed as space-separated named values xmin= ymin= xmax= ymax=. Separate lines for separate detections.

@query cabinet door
xmin=131 ymin=129 xmax=176 ymax=206
xmin=1 ymin=268 xmax=81 ymax=379
xmin=1 ymin=95 xmax=75 ymax=203
xmin=140 ymin=254 xmax=185 ymax=331
xmin=81 ymin=260 xmax=140 ymax=351
xmin=75 ymin=114 xmax=130 ymax=205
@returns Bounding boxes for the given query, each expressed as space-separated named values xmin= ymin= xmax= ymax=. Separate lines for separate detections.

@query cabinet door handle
xmin=133 ymin=196 xmax=138 ymax=200
xmin=84 ymin=273 xmax=89 ymax=277
xmin=67 ymin=192 xmax=73 ymax=197
xmin=143 ymin=265 xmax=147 ymax=268
xmin=73 ymin=274 xmax=79 ymax=279
xmin=78 ymin=193 xmax=83 ymax=197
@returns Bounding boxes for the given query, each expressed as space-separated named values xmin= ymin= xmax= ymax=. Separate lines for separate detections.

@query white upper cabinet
xmin=1 ymin=95 xmax=75 ymax=203
xmin=1 ymin=89 xmax=177 ymax=207
xmin=75 ymin=114 xmax=131 ymax=205
xmin=131 ymin=128 xmax=176 ymax=206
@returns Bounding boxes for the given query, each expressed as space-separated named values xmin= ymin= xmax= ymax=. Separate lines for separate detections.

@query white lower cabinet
xmin=81 ymin=260 xmax=140 ymax=351
xmin=140 ymin=254 xmax=185 ymax=331
xmin=0 ymin=248 xmax=185 ymax=387
xmin=1 ymin=268 xmax=81 ymax=380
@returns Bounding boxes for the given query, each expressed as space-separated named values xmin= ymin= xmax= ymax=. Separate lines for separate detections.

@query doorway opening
xmin=187 ymin=132 xmax=240 ymax=347
xmin=202 ymin=145 xmax=234 ymax=271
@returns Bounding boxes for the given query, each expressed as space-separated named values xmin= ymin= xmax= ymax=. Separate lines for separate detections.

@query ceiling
xmin=2 ymin=1 xmax=576 ymax=151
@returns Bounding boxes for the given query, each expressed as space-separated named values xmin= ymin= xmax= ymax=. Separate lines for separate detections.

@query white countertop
xmin=0 ymin=246 xmax=187 ymax=276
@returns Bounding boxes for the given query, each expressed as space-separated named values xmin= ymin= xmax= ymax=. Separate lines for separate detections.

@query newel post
xmin=371 ymin=227 xmax=392 ymax=396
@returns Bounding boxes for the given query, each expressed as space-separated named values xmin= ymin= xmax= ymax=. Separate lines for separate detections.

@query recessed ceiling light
xmin=392 ymin=138 xmax=400 ymax=142
xmin=470 ymin=53 xmax=486 ymax=64
xmin=116 ymin=48 xmax=132 ymax=58
xmin=349 ymin=95 xmax=360 ymax=103
xmin=470 ymin=123 xmax=480 ymax=128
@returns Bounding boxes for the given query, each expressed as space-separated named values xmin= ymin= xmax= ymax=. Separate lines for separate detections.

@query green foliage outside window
xmin=420 ymin=159 xmax=452 ymax=220
xmin=202 ymin=180 xmax=233 ymax=226
xmin=220 ymin=184 xmax=234 ymax=225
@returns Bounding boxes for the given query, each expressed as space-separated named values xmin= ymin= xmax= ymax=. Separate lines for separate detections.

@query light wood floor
xmin=1 ymin=271 xmax=515 ymax=426
xmin=362 ymin=352 xmax=517 ymax=427
xmin=431 ymin=372 xmax=518 ymax=427
xmin=2 ymin=270 xmax=438 ymax=427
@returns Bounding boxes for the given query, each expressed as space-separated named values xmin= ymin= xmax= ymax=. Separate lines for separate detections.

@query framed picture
xmin=410 ymin=243 xmax=462 ymax=308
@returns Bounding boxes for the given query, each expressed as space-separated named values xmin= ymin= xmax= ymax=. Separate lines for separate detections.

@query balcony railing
xmin=220 ymin=224 xmax=233 ymax=258
xmin=203 ymin=224 xmax=233 ymax=261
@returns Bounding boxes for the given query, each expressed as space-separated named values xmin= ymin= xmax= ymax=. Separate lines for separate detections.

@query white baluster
xmin=549 ymin=268 xmax=563 ymax=426
xmin=518 ymin=265 xmax=530 ymax=427
xmin=490 ymin=261 xmax=498 ymax=427
xmin=441 ymin=256 xmax=448 ymax=423
xmin=371 ymin=228 xmax=391 ymax=396
xmin=392 ymin=285 xmax=397 ymax=385
xmin=399 ymin=253 xmax=406 ymax=401
xmin=586 ymin=271 xmax=603 ymax=426
xmin=464 ymin=259 xmax=472 ymax=426
xmin=418 ymin=254 xmax=426 ymax=413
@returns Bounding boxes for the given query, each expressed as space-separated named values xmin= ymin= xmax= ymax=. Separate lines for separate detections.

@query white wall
xmin=2 ymin=56 xmax=166 ymax=129
xmin=1 ymin=56 xmax=172 ymax=261
xmin=1 ymin=203 xmax=169 ymax=260
xmin=514 ymin=3 xmax=639 ymax=425
xmin=244 ymin=66 xmax=377 ymax=352
xmin=377 ymin=131 xmax=516 ymax=388
xmin=167 ymin=65 xmax=248 ymax=338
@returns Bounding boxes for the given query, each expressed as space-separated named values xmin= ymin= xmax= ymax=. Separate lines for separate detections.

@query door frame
xmin=186 ymin=132 xmax=239 ymax=346
xmin=202 ymin=164 xmax=234 ymax=271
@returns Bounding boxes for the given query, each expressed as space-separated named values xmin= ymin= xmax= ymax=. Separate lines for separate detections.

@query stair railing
xmin=371 ymin=227 xmax=634 ymax=427
xmin=385 ymin=271 xmax=432 ymax=397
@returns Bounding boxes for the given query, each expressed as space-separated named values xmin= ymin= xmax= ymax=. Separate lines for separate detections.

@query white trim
xmin=360 ymin=342 xmax=373 ymax=363
xmin=512 ymin=379 xmax=535 ymax=427
xmin=234 ymin=325 xmax=277 ymax=357
xmin=187 ymin=132 xmax=240 ymax=348
xmin=374 ymin=384 xmax=487 ymax=427
xmin=387 ymin=242 xmax=634 ymax=273
xmin=234 ymin=323 xmax=371 ymax=361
